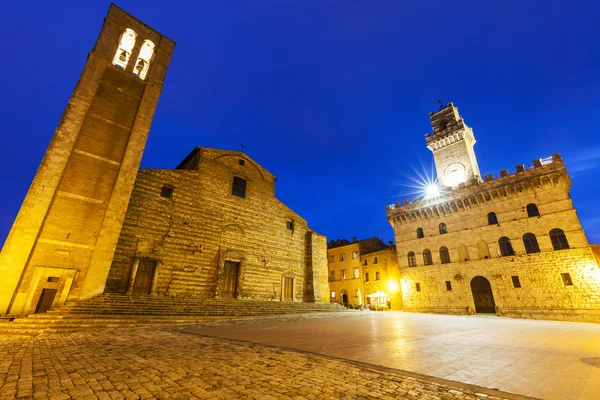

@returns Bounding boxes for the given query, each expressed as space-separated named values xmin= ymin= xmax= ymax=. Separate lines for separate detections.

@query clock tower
xmin=426 ymin=102 xmax=481 ymax=188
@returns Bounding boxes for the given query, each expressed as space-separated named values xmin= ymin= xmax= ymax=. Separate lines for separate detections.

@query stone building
xmin=387 ymin=102 xmax=600 ymax=323
xmin=0 ymin=5 xmax=175 ymax=316
xmin=105 ymin=147 xmax=329 ymax=303
xmin=327 ymin=238 xmax=402 ymax=310
xmin=0 ymin=5 xmax=328 ymax=316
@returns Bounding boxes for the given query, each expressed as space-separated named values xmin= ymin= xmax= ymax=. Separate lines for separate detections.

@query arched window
xmin=439 ymin=223 xmax=447 ymax=234
xmin=373 ymin=257 xmax=378 ymax=264
xmin=112 ymin=28 xmax=137 ymax=69
xmin=416 ymin=228 xmax=424 ymax=239
xmin=364 ymin=272 xmax=369 ymax=282
xmin=522 ymin=233 xmax=540 ymax=254
xmin=487 ymin=212 xmax=498 ymax=225
xmin=477 ymin=241 xmax=490 ymax=259
xmin=498 ymin=236 xmax=515 ymax=256
xmin=407 ymin=251 xmax=417 ymax=267
xmin=526 ymin=203 xmax=540 ymax=217
xmin=423 ymin=249 xmax=433 ymax=265
xmin=133 ymin=39 xmax=155 ymax=80
xmin=232 ymin=176 xmax=246 ymax=198
xmin=375 ymin=272 xmax=380 ymax=281
xmin=439 ymin=246 xmax=450 ymax=264
xmin=457 ymin=244 xmax=469 ymax=261
xmin=363 ymin=259 xmax=368 ymax=266
xmin=549 ymin=228 xmax=570 ymax=250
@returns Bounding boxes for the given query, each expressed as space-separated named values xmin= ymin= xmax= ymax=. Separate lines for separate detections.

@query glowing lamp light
xmin=425 ymin=183 xmax=440 ymax=199
xmin=387 ymin=280 xmax=399 ymax=293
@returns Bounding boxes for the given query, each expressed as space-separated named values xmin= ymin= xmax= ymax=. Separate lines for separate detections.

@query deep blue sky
xmin=1 ymin=0 xmax=600 ymax=247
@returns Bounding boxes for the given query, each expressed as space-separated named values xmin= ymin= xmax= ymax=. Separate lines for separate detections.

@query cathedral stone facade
xmin=105 ymin=147 xmax=329 ymax=303
xmin=387 ymin=103 xmax=600 ymax=323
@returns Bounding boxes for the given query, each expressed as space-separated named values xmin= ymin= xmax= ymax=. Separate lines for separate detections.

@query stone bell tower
xmin=426 ymin=102 xmax=481 ymax=188
xmin=0 ymin=5 xmax=175 ymax=316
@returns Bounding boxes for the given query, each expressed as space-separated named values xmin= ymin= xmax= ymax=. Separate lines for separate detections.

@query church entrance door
xmin=470 ymin=276 xmax=496 ymax=313
xmin=341 ymin=292 xmax=349 ymax=304
xmin=283 ymin=277 xmax=293 ymax=302
xmin=35 ymin=288 xmax=57 ymax=313
xmin=222 ymin=261 xmax=240 ymax=298
xmin=132 ymin=260 xmax=156 ymax=295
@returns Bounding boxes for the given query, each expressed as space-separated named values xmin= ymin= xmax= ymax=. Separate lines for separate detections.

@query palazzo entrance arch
xmin=470 ymin=276 xmax=496 ymax=313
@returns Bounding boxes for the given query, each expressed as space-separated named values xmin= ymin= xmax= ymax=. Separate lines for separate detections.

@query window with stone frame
xmin=560 ymin=272 xmax=573 ymax=286
xmin=373 ymin=257 xmax=378 ymax=264
xmin=363 ymin=259 xmax=368 ymax=266
xmin=352 ymin=251 xmax=358 ymax=259
xmin=423 ymin=249 xmax=433 ymax=265
xmin=364 ymin=272 xmax=369 ymax=282
xmin=375 ymin=271 xmax=380 ymax=281
xmin=340 ymin=253 xmax=346 ymax=261
xmin=511 ymin=276 xmax=521 ymax=288
xmin=498 ymin=236 xmax=515 ymax=256
xmin=353 ymin=267 xmax=360 ymax=279
xmin=416 ymin=227 xmax=424 ymax=239
xmin=330 ymin=291 xmax=336 ymax=298
xmin=407 ymin=251 xmax=417 ymax=267
xmin=160 ymin=185 xmax=174 ymax=198
xmin=550 ymin=228 xmax=570 ymax=250
xmin=487 ymin=212 xmax=498 ymax=225
xmin=286 ymin=220 xmax=294 ymax=232
xmin=439 ymin=246 xmax=451 ymax=264
xmin=526 ymin=203 xmax=540 ymax=217
xmin=328 ymin=255 xmax=334 ymax=263
xmin=445 ymin=281 xmax=452 ymax=291
xmin=522 ymin=233 xmax=540 ymax=254
xmin=329 ymin=270 xmax=335 ymax=281
xmin=439 ymin=222 xmax=447 ymax=234
xmin=232 ymin=176 xmax=246 ymax=198
xmin=341 ymin=269 xmax=347 ymax=280
xmin=415 ymin=282 xmax=421 ymax=292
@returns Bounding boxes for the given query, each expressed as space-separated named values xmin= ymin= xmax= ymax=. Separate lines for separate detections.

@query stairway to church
xmin=0 ymin=295 xmax=350 ymax=335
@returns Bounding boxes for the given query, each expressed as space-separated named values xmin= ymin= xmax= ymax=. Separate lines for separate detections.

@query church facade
xmin=0 ymin=5 xmax=328 ymax=317
xmin=387 ymin=103 xmax=600 ymax=323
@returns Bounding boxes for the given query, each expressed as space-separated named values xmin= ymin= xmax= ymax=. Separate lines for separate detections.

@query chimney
xmin=352 ymin=237 xmax=358 ymax=243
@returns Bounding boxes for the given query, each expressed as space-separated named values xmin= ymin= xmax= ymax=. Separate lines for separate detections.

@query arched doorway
xmin=470 ymin=276 xmax=496 ymax=313
xmin=341 ymin=291 xmax=349 ymax=304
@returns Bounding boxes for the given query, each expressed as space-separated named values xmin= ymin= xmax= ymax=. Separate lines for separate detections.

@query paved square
xmin=183 ymin=312 xmax=600 ymax=400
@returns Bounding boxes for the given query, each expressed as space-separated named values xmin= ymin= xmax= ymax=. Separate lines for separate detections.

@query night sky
xmin=1 ymin=0 xmax=599 ymax=248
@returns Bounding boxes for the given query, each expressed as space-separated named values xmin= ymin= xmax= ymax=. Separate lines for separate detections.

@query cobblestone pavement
xmin=183 ymin=312 xmax=600 ymax=400
xmin=0 ymin=317 xmax=519 ymax=400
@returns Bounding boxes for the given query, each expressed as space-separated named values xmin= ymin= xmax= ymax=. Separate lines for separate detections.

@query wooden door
xmin=132 ymin=260 xmax=156 ymax=295
xmin=35 ymin=288 xmax=57 ymax=313
xmin=470 ymin=276 xmax=496 ymax=313
xmin=222 ymin=261 xmax=239 ymax=298
xmin=283 ymin=277 xmax=293 ymax=302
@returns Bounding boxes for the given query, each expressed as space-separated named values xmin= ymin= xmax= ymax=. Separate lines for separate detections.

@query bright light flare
xmin=387 ymin=280 xmax=399 ymax=293
xmin=425 ymin=183 xmax=440 ymax=199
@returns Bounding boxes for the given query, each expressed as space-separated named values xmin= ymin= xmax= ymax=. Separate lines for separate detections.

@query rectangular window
xmin=160 ymin=185 xmax=174 ymax=198
xmin=328 ymin=255 xmax=334 ymax=263
xmin=373 ymin=257 xmax=378 ymax=264
xmin=352 ymin=251 xmax=358 ymax=259
xmin=561 ymin=273 xmax=573 ymax=286
xmin=445 ymin=281 xmax=452 ymax=291
xmin=340 ymin=253 xmax=345 ymax=261
xmin=416 ymin=283 xmax=421 ymax=292
xmin=341 ymin=269 xmax=347 ymax=280
xmin=511 ymin=275 xmax=521 ymax=288
xmin=330 ymin=291 xmax=335 ymax=298
xmin=329 ymin=270 xmax=335 ymax=281
xmin=353 ymin=267 xmax=359 ymax=279
xmin=286 ymin=221 xmax=294 ymax=232
xmin=232 ymin=176 xmax=247 ymax=198
xmin=47 ymin=277 xmax=59 ymax=283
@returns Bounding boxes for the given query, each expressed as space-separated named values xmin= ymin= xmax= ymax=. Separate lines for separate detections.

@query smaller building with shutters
xmin=104 ymin=147 xmax=330 ymax=303
xmin=387 ymin=102 xmax=600 ymax=323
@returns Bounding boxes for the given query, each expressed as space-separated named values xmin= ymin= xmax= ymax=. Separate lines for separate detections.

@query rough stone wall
xmin=106 ymin=148 xmax=327 ymax=302
xmin=304 ymin=231 xmax=329 ymax=303
xmin=388 ymin=156 xmax=600 ymax=322
xmin=0 ymin=4 xmax=174 ymax=316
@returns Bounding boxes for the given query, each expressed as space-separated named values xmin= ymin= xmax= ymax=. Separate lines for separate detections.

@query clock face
xmin=444 ymin=163 xmax=466 ymax=186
